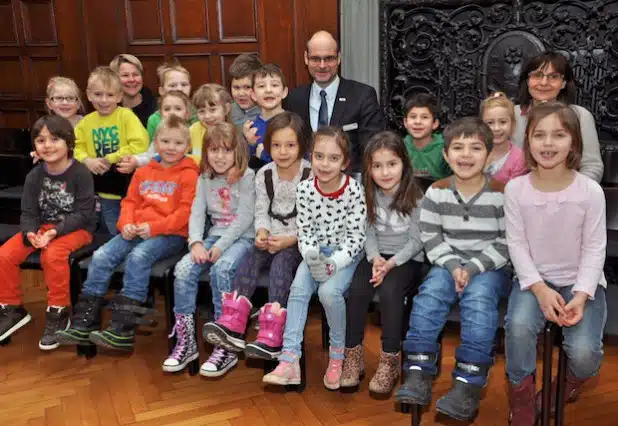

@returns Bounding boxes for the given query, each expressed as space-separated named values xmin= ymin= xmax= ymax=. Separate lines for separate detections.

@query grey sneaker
xmin=0 ymin=304 xmax=31 ymax=342
xmin=39 ymin=306 xmax=70 ymax=351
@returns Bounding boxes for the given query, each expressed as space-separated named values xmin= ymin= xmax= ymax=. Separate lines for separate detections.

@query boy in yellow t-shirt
xmin=74 ymin=66 xmax=148 ymax=235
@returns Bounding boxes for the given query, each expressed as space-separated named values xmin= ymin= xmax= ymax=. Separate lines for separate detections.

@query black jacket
xmin=284 ymin=77 xmax=385 ymax=173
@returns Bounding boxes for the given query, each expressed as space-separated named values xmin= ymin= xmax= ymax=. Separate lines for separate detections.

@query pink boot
xmin=323 ymin=347 xmax=345 ymax=390
xmin=203 ymin=291 xmax=252 ymax=352
xmin=245 ymin=302 xmax=287 ymax=360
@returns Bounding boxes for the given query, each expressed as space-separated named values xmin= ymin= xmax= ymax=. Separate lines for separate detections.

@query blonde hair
xmin=156 ymin=62 xmax=190 ymax=87
xmin=87 ymin=66 xmax=123 ymax=93
xmin=200 ymin=122 xmax=248 ymax=177
xmin=192 ymin=83 xmax=232 ymax=117
xmin=46 ymin=76 xmax=84 ymax=114
xmin=480 ymin=92 xmax=516 ymax=135
xmin=154 ymin=114 xmax=191 ymax=143
xmin=109 ymin=54 xmax=144 ymax=75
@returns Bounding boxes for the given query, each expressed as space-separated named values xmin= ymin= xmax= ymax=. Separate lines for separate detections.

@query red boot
xmin=203 ymin=291 xmax=252 ymax=352
xmin=535 ymin=368 xmax=588 ymax=416
xmin=245 ymin=302 xmax=286 ymax=360
xmin=509 ymin=374 xmax=536 ymax=426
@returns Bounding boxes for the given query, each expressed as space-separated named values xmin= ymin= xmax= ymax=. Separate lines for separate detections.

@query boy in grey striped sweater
xmin=395 ymin=117 xmax=511 ymax=421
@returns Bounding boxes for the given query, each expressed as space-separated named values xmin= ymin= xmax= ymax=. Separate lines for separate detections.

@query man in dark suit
xmin=284 ymin=30 xmax=385 ymax=174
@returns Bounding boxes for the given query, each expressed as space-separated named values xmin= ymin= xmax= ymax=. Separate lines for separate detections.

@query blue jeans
xmin=99 ymin=198 xmax=121 ymax=236
xmin=280 ymin=247 xmax=362 ymax=361
xmin=403 ymin=266 xmax=509 ymax=384
xmin=82 ymin=234 xmax=186 ymax=303
xmin=173 ymin=236 xmax=253 ymax=318
xmin=505 ymin=281 xmax=607 ymax=385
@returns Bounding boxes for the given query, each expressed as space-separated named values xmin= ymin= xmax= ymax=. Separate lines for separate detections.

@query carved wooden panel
xmin=170 ymin=0 xmax=209 ymax=43
xmin=0 ymin=56 xmax=23 ymax=98
xmin=218 ymin=0 xmax=257 ymax=42
xmin=0 ymin=108 xmax=29 ymax=128
xmin=174 ymin=53 xmax=212 ymax=86
xmin=125 ymin=0 xmax=164 ymax=45
xmin=380 ymin=0 xmax=618 ymax=146
xmin=0 ymin=1 xmax=17 ymax=46
xmin=19 ymin=0 xmax=57 ymax=45
xmin=27 ymin=56 xmax=61 ymax=100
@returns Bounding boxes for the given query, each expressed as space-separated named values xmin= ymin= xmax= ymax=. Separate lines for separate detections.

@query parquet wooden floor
xmin=1 ymin=299 xmax=617 ymax=426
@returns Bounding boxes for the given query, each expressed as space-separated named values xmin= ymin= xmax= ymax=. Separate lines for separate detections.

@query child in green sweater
xmin=403 ymin=93 xmax=450 ymax=182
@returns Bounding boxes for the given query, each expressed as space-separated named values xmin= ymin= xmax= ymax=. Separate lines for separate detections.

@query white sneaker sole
xmin=162 ymin=352 xmax=199 ymax=373
xmin=199 ymin=356 xmax=238 ymax=378
xmin=262 ymin=373 xmax=301 ymax=386
xmin=0 ymin=313 xmax=32 ymax=342
xmin=39 ymin=318 xmax=70 ymax=351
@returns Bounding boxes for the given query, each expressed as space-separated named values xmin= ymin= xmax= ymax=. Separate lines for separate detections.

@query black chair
xmin=540 ymin=322 xmax=567 ymax=426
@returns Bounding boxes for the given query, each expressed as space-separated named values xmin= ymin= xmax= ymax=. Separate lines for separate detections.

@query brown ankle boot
xmin=535 ymin=368 xmax=588 ymax=416
xmin=509 ymin=375 xmax=536 ymax=426
xmin=340 ymin=345 xmax=364 ymax=388
xmin=369 ymin=351 xmax=400 ymax=395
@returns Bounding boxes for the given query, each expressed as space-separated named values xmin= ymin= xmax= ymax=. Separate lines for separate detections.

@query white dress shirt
xmin=309 ymin=76 xmax=340 ymax=131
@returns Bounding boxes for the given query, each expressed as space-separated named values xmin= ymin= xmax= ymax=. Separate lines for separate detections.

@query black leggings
xmin=345 ymin=255 xmax=423 ymax=353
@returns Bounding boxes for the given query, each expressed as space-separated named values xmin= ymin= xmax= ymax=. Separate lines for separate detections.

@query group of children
xmin=0 ymin=52 xmax=607 ymax=426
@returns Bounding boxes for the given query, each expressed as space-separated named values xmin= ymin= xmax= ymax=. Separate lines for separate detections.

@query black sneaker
xmin=39 ymin=306 xmax=70 ymax=351
xmin=0 ymin=304 xmax=31 ymax=342
xmin=56 ymin=294 xmax=103 ymax=346
xmin=199 ymin=346 xmax=238 ymax=377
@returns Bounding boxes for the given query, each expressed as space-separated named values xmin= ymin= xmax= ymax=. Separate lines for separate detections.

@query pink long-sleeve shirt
xmin=504 ymin=172 xmax=606 ymax=298
xmin=489 ymin=143 xmax=528 ymax=184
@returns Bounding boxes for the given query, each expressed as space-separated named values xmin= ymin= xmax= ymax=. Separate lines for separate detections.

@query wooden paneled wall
xmin=0 ymin=0 xmax=339 ymax=129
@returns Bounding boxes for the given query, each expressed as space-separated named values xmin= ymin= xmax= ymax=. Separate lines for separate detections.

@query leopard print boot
xmin=369 ymin=350 xmax=400 ymax=395
xmin=340 ymin=345 xmax=364 ymax=389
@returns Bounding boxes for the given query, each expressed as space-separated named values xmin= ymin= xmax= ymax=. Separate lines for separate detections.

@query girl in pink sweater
xmin=481 ymin=92 xmax=528 ymax=184
xmin=504 ymin=102 xmax=607 ymax=425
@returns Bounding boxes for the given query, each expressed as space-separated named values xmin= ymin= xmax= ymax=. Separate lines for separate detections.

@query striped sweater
xmin=420 ymin=176 xmax=509 ymax=277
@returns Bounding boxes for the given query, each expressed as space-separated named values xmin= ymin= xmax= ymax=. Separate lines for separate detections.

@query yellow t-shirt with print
xmin=189 ymin=121 xmax=206 ymax=165
xmin=74 ymin=106 xmax=149 ymax=199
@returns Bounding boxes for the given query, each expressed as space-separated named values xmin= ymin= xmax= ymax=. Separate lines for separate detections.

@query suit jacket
xmin=284 ymin=77 xmax=385 ymax=173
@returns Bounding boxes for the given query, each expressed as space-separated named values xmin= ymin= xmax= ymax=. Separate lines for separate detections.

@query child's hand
xmin=531 ymin=282 xmax=566 ymax=325
xmin=121 ymin=224 xmax=137 ymax=240
xmin=134 ymin=223 xmax=150 ymax=239
xmin=243 ymin=120 xmax=259 ymax=145
xmin=117 ymin=155 xmax=137 ymax=174
xmin=84 ymin=158 xmax=108 ymax=175
xmin=267 ymin=236 xmax=294 ymax=254
xmin=30 ymin=151 xmax=40 ymax=164
xmin=255 ymin=228 xmax=270 ymax=250
xmin=190 ymin=242 xmax=209 ymax=264
xmin=36 ymin=228 xmax=57 ymax=249
xmin=306 ymin=252 xmax=336 ymax=283
xmin=371 ymin=258 xmax=396 ymax=288
xmin=561 ymin=291 xmax=587 ymax=327
xmin=452 ymin=267 xmax=470 ymax=294
xmin=256 ymin=144 xmax=264 ymax=159
xmin=226 ymin=167 xmax=242 ymax=185
xmin=26 ymin=232 xmax=40 ymax=248
xmin=206 ymin=246 xmax=222 ymax=263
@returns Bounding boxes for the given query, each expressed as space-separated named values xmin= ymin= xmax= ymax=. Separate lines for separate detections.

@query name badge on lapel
xmin=338 ymin=97 xmax=347 ymax=102
xmin=342 ymin=123 xmax=358 ymax=131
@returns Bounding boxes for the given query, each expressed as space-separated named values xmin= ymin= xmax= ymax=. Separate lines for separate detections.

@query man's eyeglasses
xmin=528 ymin=71 xmax=564 ymax=83
xmin=308 ymin=55 xmax=338 ymax=65
xmin=50 ymin=96 xmax=78 ymax=104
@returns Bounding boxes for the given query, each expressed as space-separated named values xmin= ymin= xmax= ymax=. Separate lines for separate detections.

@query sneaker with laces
xmin=199 ymin=346 xmax=238 ymax=377
xmin=39 ymin=306 xmax=70 ymax=351
xmin=324 ymin=358 xmax=344 ymax=390
xmin=0 ymin=304 xmax=31 ymax=342
xmin=262 ymin=358 xmax=301 ymax=386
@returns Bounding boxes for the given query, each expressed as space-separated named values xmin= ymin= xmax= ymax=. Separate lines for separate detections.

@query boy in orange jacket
xmin=57 ymin=115 xmax=198 ymax=352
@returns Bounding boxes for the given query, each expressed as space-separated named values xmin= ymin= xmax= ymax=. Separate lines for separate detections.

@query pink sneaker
xmin=324 ymin=357 xmax=344 ymax=390
xmin=262 ymin=357 xmax=301 ymax=386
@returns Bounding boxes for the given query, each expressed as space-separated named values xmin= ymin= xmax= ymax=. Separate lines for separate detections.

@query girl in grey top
xmin=342 ymin=131 xmax=425 ymax=396
xmin=512 ymin=51 xmax=603 ymax=182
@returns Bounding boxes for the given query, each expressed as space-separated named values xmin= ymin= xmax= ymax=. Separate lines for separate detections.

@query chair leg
xmin=188 ymin=312 xmax=200 ymax=376
xmin=541 ymin=322 xmax=554 ymax=426
xmin=164 ymin=271 xmax=176 ymax=353
xmin=320 ymin=305 xmax=329 ymax=350
xmin=411 ymin=403 xmax=422 ymax=426
xmin=554 ymin=342 xmax=567 ymax=426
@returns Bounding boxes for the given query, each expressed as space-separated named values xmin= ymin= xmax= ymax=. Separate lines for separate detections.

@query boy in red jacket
xmin=57 ymin=115 xmax=198 ymax=352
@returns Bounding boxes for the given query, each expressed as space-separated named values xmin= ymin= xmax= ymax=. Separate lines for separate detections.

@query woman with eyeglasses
xmin=512 ymin=51 xmax=603 ymax=182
